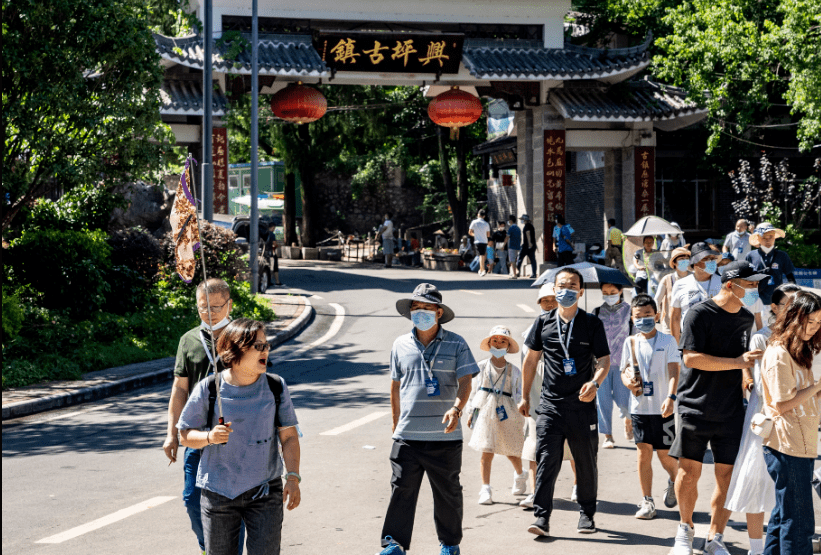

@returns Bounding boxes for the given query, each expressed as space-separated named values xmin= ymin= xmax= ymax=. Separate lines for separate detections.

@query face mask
xmin=603 ymin=294 xmax=620 ymax=306
xmin=760 ymin=245 xmax=774 ymax=254
xmin=200 ymin=315 xmax=231 ymax=331
xmin=555 ymin=288 xmax=579 ymax=308
xmin=411 ymin=309 xmax=437 ymax=331
xmin=676 ymin=258 xmax=690 ymax=272
xmin=736 ymin=286 xmax=760 ymax=307
xmin=540 ymin=308 xmax=551 ymax=315
xmin=702 ymin=260 xmax=718 ymax=275
xmin=634 ymin=317 xmax=656 ymax=334
xmin=489 ymin=346 xmax=508 ymax=358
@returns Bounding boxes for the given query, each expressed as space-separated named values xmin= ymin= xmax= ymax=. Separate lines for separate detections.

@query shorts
xmin=382 ymin=238 xmax=395 ymax=253
xmin=668 ymin=413 xmax=744 ymax=465
xmin=475 ymin=243 xmax=487 ymax=256
xmin=508 ymin=249 xmax=520 ymax=264
xmin=631 ymin=414 xmax=675 ymax=451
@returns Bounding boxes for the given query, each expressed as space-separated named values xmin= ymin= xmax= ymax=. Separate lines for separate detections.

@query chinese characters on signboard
xmin=213 ymin=127 xmax=229 ymax=215
xmin=544 ymin=130 xmax=566 ymax=262
xmin=634 ymin=147 xmax=655 ymax=219
xmin=315 ymin=32 xmax=464 ymax=74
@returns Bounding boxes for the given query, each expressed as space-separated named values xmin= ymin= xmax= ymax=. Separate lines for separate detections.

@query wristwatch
xmin=591 ymin=381 xmax=600 ymax=389
xmin=668 ymin=394 xmax=677 ymax=401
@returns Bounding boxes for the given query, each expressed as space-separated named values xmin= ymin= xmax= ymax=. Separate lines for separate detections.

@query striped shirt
xmin=391 ymin=326 xmax=479 ymax=441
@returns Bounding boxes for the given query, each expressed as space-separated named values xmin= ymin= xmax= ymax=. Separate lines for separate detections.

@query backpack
xmin=594 ymin=305 xmax=634 ymax=335
xmin=206 ymin=372 xmax=283 ymax=429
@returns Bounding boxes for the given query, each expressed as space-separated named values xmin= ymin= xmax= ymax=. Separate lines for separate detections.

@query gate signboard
xmin=544 ymin=130 xmax=566 ymax=262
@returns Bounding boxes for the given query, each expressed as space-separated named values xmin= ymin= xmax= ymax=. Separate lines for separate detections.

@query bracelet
xmin=284 ymin=472 xmax=301 ymax=483
xmin=452 ymin=406 xmax=462 ymax=417
xmin=206 ymin=430 xmax=212 ymax=445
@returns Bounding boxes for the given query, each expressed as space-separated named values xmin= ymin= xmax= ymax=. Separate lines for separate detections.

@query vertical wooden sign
xmin=213 ymin=127 xmax=229 ymax=214
xmin=544 ymin=130 xmax=566 ymax=262
xmin=635 ymin=147 xmax=655 ymax=219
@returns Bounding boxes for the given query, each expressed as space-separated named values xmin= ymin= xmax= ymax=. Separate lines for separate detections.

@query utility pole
xmin=201 ymin=0 xmax=214 ymax=222
xmin=249 ymin=0 xmax=260 ymax=292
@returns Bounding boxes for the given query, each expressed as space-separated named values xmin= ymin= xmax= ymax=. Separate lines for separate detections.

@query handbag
xmin=750 ymin=412 xmax=773 ymax=438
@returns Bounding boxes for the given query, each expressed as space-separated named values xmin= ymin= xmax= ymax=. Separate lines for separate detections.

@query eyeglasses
xmin=197 ymin=300 xmax=230 ymax=314
xmin=251 ymin=341 xmax=270 ymax=352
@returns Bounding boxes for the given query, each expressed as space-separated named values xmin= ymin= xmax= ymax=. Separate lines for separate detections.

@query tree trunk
xmin=437 ymin=126 xmax=468 ymax=244
xmin=455 ymin=129 xmax=469 ymax=239
xmin=296 ymin=125 xmax=317 ymax=247
xmin=283 ymin=171 xmax=297 ymax=246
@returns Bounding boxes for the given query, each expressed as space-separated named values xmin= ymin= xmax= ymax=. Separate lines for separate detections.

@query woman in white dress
xmin=724 ymin=283 xmax=801 ymax=555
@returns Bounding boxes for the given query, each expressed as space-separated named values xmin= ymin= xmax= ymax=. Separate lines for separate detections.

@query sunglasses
xmin=251 ymin=341 xmax=270 ymax=352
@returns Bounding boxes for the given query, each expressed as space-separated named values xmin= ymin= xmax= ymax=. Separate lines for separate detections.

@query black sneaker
xmin=577 ymin=513 xmax=596 ymax=534
xmin=527 ymin=517 xmax=549 ymax=536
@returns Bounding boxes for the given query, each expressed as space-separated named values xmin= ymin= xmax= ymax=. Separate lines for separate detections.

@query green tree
xmin=2 ymin=0 xmax=171 ymax=231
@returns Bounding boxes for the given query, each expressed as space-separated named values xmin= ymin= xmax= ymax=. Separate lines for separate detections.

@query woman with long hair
xmin=759 ymin=290 xmax=821 ymax=555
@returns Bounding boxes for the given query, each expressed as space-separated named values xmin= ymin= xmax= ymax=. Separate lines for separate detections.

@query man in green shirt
xmin=605 ymin=219 xmax=626 ymax=274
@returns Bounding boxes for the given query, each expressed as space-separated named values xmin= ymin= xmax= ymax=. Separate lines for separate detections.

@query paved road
xmin=3 ymin=263 xmax=820 ymax=555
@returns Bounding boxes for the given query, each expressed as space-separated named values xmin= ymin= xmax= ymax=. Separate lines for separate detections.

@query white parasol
xmin=624 ymin=215 xmax=681 ymax=237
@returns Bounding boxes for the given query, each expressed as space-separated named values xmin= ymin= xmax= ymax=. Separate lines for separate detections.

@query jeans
xmin=492 ymin=251 xmax=507 ymax=274
xmin=381 ymin=439 xmax=463 ymax=550
xmin=202 ymin=479 xmax=283 ymax=555
xmin=762 ymin=447 xmax=815 ymax=555
xmin=534 ymin=407 xmax=599 ymax=522
xmin=183 ymin=448 xmax=245 ymax=553
xmin=596 ymin=365 xmax=631 ymax=436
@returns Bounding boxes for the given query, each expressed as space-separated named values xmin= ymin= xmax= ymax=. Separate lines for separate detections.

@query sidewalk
xmin=1 ymin=292 xmax=313 ymax=421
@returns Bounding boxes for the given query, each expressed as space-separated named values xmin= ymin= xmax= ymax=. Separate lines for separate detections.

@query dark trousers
xmin=518 ymin=247 xmax=537 ymax=277
xmin=202 ymin=479 xmax=283 ymax=555
xmin=534 ymin=408 xmax=599 ymax=521
xmin=763 ymin=447 xmax=815 ymax=555
xmin=557 ymin=250 xmax=575 ymax=267
xmin=381 ymin=439 xmax=463 ymax=550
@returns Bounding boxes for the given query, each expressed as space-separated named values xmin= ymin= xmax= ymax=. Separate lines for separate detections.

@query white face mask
xmin=760 ymin=245 xmax=774 ymax=254
xmin=200 ymin=315 xmax=231 ymax=331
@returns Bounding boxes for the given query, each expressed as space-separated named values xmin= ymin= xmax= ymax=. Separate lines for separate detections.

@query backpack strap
xmin=206 ymin=373 xmax=217 ymax=431
xmin=594 ymin=306 xmax=600 ymax=318
xmin=266 ymin=373 xmax=283 ymax=428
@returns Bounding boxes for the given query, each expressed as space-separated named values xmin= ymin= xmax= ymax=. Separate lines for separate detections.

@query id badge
xmin=425 ymin=377 xmax=440 ymax=397
xmin=562 ymin=358 xmax=577 ymax=376
xmin=736 ymin=246 xmax=743 ymax=255
xmin=496 ymin=405 xmax=508 ymax=422
xmin=643 ymin=380 xmax=654 ymax=397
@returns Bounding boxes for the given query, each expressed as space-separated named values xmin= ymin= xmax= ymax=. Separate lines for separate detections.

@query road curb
xmin=1 ymin=296 xmax=314 ymax=421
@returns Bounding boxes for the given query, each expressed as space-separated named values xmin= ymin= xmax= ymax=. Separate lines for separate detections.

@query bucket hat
xmin=537 ymin=283 xmax=556 ymax=302
xmin=479 ymin=325 xmax=520 ymax=354
xmin=519 ymin=214 xmax=531 ymax=221
xmin=749 ymin=222 xmax=786 ymax=248
xmin=396 ymin=283 xmax=454 ymax=324
xmin=719 ymin=260 xmax=770 ymax=284
xmin=669 ymin=247 xmax=691 ymax=269
xmin=689 ymin=242 xmax=719 ymax=267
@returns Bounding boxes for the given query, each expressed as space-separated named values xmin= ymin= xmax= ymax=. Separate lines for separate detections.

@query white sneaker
xmin=478 ymin=485 xmax=493 ymax=505
xmin=672 ymin=523 xmax=695 ymax=555
xmin=602 ymin=437 xmax=615 ymax=449
xmin=519 ymin=493 xmax=534 ymax=508
xmin=570 ymin=485 xmax=578 ymax=503
xmin=704 ymin=533 xmax=730 ymax=555
xmin=512 ymin=471 xmax=528 ymax=495
xmin=635 ymin=497 xmax=656 ymax=520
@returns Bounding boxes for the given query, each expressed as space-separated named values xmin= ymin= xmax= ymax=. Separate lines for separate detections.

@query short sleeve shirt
xmin=507 ymin=225 xmax=522 ymax=250
xmin=595 ymin=302 xmax=632 ymax=367
xmin=556 ymin=225 xmax=573 ymax=253
xmin=492 ymin=229 xmax=507 ymax=245
xmin=671 ymin=274 xmax=722 ymax=322
xmin=723 ymin=231 xmax=751 ymax=260
xmin=608 ymin=227 xmax=623 ymax=246
xmin=524 ymin=309 xmax=610 ymax=413
xmin=469 ymin=219 xmax=491 ymax=244
xmin=381 ymin=219 xmax=394 ymax=240
xmin=621 ymin=332 xmax=681 ymax=415
xmin=522 ymin=223 xmax=536 ymax=250
xmin=177 ymin=374 xmax=299 ymax=499
xmin=745 ymin=248 xmax=795 ymax=305
xmin=678 ymin=299 xmax=754 ymax=421
xmin=174 ymin=326 xmax=225 ymax=395
xmin=391 ymin=327 xmax=479 ymax=441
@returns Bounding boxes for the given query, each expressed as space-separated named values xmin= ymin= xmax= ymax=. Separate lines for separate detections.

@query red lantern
xmin=270 ymin=82 xmax=327 ymax=124
xmin=428 ymin=86 xmax=483 ymax=128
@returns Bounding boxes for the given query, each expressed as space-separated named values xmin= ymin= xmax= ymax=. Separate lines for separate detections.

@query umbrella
xmin=231 ymin=194 xmax=284 ymax=210
xmin=624 ymin=216 xmax=681 ymax=237
xmin=531 ymin=262 xmax=633 ymax=288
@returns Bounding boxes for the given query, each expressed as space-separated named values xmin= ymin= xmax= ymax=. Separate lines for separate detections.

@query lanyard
xmin=199 ymin=330 xmax=216 ymax=373
xmin=420 ymin=340 xmax=443 ymax=380
xmin=632 ymin=334 xmax=659 ymax=380
xmin=486 ymin=359 xmax=509 ymax=396
xmin=694 ymin=276 xmax=715 ymax=300
xmin=556 ymin=311 xmax=576 ymax=360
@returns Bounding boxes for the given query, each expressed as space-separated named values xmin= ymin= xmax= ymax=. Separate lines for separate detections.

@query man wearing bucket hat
xmin=378 ymin=284 xmax=479 ymax=555
xmin=669 ymin=260 xmax=768 ymax=555
xmin=669 ymin=242 xmax=723 ymax=344
xmin=745 ymin=223 xmax=796 ymax=315
xmin=655 ymin=247 xmax=691 ymax=336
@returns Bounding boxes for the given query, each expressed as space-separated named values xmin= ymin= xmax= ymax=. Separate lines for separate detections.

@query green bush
xmin=783 ymin=225 xmax=821 ymax=269
xmin=2 ymin=287 xmax=24 ymax=345
xmin=105 ymin=227 xmax=164 ymax=314
xmin=25 ymin=183 xmax=126 ymax=232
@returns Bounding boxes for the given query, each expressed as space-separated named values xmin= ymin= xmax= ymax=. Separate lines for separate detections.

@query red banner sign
xmin=501 ymin=174 xmax=513 ymax=187
xmin=544 ymin=130 xmax=566 ymax=262
xmin=213 ymin=127 xmax=229 ymax=214
xmin=635 ymin=146 xmax=655 ymax=219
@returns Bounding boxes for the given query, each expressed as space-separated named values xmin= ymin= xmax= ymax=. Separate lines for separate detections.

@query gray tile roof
xmin=154 ymin=33 xmax=328 ymax=77
xmin=550 ymin=79 xmax=707 ymax=125
xmin=461 ymin=34 xmax=651 ymax=80
xmin=160 ymin=78 xmax=229 ymax=116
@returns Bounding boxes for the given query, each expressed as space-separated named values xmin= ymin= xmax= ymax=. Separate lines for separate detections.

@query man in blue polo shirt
xmin=379 ymin=283 xmax=479 ymax=555
xmin=745 ymin=223 xmax=796 ymax=316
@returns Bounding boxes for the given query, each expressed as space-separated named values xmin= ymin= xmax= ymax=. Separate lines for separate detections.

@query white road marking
xmin=320 ymin=411 xmax=390 ymax=436
xmin=517 ymin=303 xmax=536 ymax=313
xmin=311 ymin=295 xmax=323 ymax=300
xmin=270 ymin=303 xmax=345 ymax=363
xmin=459 ymin=290 xmax=482 ymax=296
xmin=35 ymin=496 xmax=176 ymax=544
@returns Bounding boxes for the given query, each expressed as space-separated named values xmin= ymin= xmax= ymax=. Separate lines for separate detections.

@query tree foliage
xmin=2 ymin=0 xmax=171 ymax=231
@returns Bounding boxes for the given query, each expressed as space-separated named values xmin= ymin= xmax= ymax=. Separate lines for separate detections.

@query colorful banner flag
xmin=169 ymin=157 xmax=200 ymax=283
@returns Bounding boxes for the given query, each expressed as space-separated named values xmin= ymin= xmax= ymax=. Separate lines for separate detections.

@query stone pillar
xmin=621 ymin=147 xmax=636 ymax=228
xmin=531 ymin=105 xmax=564 ymax=270
xmin=604 ymin=149 xmax=623 ymax=236
xmin=515 ymin=110 xmax=533 ymax=219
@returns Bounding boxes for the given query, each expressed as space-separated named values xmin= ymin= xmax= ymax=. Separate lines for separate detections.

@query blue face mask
xmin=703 ymin=260 xmax=718 ymax=275
xmin=676 ymin=258 xmax=690 ymax=273
xmin=411 ymin=309 xmax=437 ymax=331
xmin=634 ymin=317 xmax=656 ymax=334
xmin=555 ymin=288 xmax=579 ymax=308
xmin=736 ymin=286 xmax=760 ymax=307
xmin=489 ymin=346 xmax=508 ymax=358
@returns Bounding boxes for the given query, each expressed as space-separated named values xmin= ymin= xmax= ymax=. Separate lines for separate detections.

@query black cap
xmin=720 ymin=261 xmax=771 ymax=284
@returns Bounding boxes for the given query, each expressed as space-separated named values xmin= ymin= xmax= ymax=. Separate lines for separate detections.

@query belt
xmin=479 ymin=387 xmax=512 ymax=397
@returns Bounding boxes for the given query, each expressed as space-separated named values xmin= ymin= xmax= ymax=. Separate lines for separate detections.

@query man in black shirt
xmin=519 ymin=267 xmax=611 ymax=536
xmin=668 ymin=261 xmax=768 ymax=555
xmin=518 ymin=214 xmax=537 ymax=279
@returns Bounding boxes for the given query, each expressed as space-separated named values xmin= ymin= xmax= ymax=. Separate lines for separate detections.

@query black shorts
xmin=668 ymin=413 xmax=744 ymax=465
xmin=476 ymin=243 xmax=487 ymax=256
xmin=631 ymin=414 xmax=675 ymax=451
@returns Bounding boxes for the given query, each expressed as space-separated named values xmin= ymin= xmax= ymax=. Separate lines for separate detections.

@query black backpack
xmin=206 ymin=372 xmax=283 ymax=429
